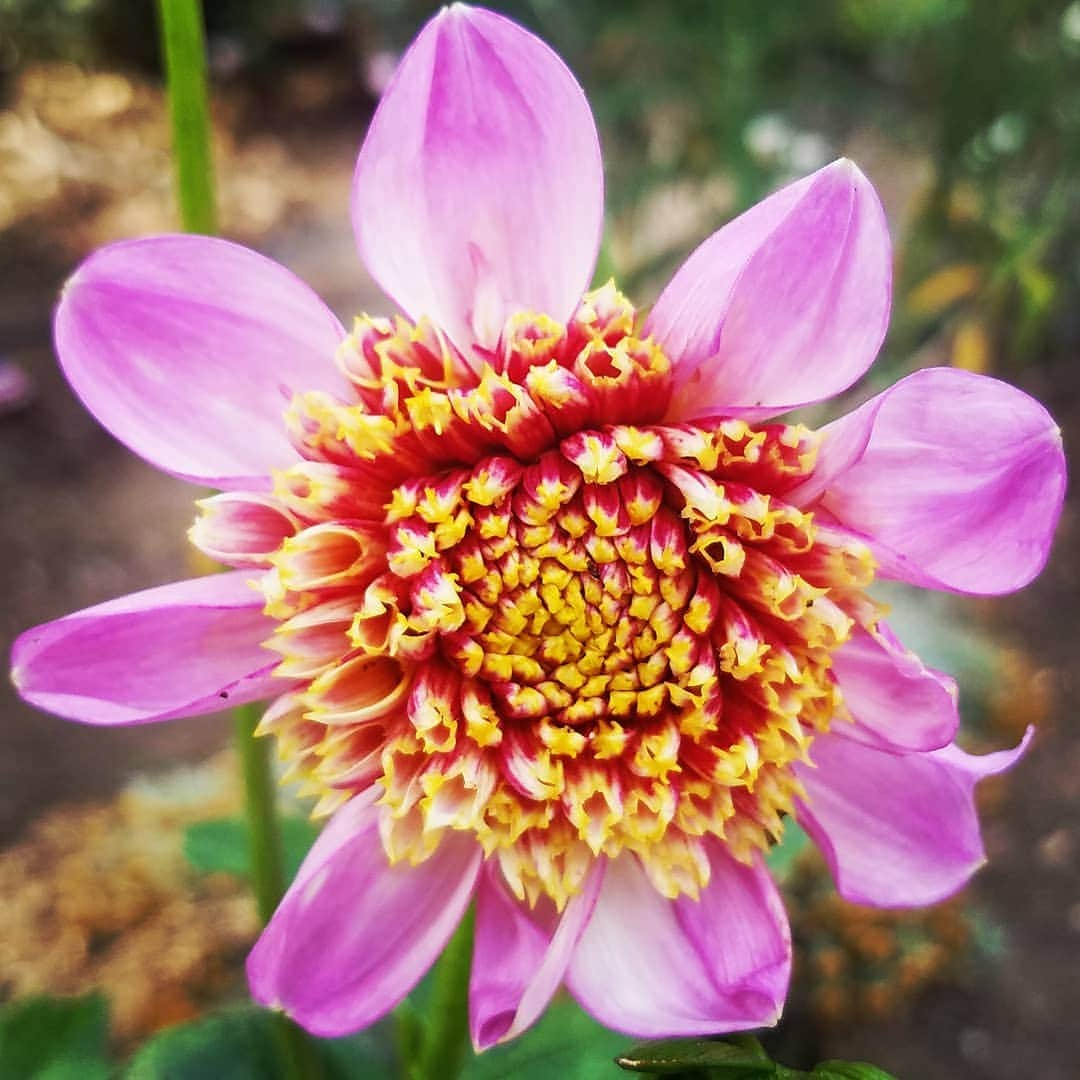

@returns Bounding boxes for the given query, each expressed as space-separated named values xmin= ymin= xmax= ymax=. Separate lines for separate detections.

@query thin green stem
xmin=156 ymin=0 xmax=217 ymax=234
xmin=233 ymin=707 xmax=325 ymax=1080
xmin=232 ymin=704 xmax=288 ymax=923
xmin=393 ymin=1000 xmax=424 ymax=1080
xmin=411 ymin=910 xmax=475 ymax=1080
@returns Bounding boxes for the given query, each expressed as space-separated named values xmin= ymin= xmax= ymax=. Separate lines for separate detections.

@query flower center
xmin=204 ymin=285 xmax=876 ymax=908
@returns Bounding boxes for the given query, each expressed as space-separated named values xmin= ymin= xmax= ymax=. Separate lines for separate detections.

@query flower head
xmin=11 ymin=3 xmax=1066 ymax=1048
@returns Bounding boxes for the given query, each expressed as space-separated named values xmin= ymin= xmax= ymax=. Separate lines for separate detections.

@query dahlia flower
xmin=12 ymin=2 xmax=1065 ymax=1049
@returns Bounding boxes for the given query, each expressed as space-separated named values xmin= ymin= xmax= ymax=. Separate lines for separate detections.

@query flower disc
xmin=193 ymin=285 xmax=876 ymax=907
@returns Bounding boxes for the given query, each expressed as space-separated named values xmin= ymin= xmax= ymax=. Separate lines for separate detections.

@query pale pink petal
xmin=55 ymin=235 xmax=349 ymax=488
xmin=189 ymin=492 xmax=299 ymax=568
xmin=795 ymin=727 xmax=1033 ymax=907
xmin=247 ymin=794 xmax=481 ymax=1037
xmin=832 ymin=623 xmax=958 ymax=752
xmin=566 ymin=847 xmax=789 ymax=1036
xmin=352 ymin=5 xmax=603 ymax=357
xmin=647 ymin=159 xmax=890 ymax=421
xmin=791 ymin=367 xmax=1066 ymax=594
xmin=10 ymin=572 xmax=279 ymax=725
xmin=470 ymin=860 xmax=603 ymax=1050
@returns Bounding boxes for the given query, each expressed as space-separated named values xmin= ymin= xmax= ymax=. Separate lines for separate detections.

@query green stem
xmin=232 ymin=704 xmax=288 ymax=923
xmin=411 ymin=910 xmax=475 ymax=1080
xmin=156 ymin=0 xmax=217 ymax=234
xmin=233 ymin=707 xmax=325 ymax=1080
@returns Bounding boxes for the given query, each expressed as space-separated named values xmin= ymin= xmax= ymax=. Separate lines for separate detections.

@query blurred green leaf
xmin=125 ymin=1007 xmax=392 ymax=1080
xmin=616 ymin=1033 xmax=774 ymax=1076
xmin=183 ymin=817 xmax=248 ymax=876
xmin=591 ymin=238 xmax=618 ymax=288
xmin=461 ymin=995 xmax=626 ymax=1079
xmin=183 ymin=816 xmax=320 ymax=882
xmin=809 ymin=1063 xmax=898 ymax=1080
xmin=968 ymin=908 xmax=1008 ymax=959
xmin=317 ymin=1027 xmax=397 ymax=1080
xmin=765 ymin=820 xmax=811 ymax=883
xmin=126 ymin=1008 xmax=282 ymax=1080
xmin=0 ymin=993 xmax=111 ymax=1080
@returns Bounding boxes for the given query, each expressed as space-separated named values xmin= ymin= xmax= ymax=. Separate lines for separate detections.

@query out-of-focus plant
xmin=6 ymin=0 xmax=1078 ymax=362
xmin=373 ymin=0 xmax=1080 ymax=364
xmin=876 ymin=2 xmax=1080 ymax=374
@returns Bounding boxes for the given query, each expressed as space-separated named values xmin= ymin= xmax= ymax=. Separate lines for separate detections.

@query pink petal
xmin=247 ymin=794 xmax=481 ymax=1037
xmin=55 ymin=235 xmax=348 ymax=488
xmin=795 ymin=727 xmax=1033 ymax=907
xmin=351 ymin=5 xmax=603 ymax=357
xmin=647 ymin=159 xmax=890 ymax=421
xmin=792 ymin=367 xmax=1066 ymax=594
xmin=832 ymin=623 xmax=958 ymax=752
xmin=470 ymin=860 xmax=603 ymax=1050
xmin=566 ymin=846 xmax=790 ymax=1037
xmin=189 ymin=492 xmax=299 ymax=567
xmin=10 ymin=572 xmax=279 ymax=725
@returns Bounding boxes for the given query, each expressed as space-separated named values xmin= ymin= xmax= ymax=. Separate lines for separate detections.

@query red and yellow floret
xmin=191 ymin=283 xmax=876 ymax=909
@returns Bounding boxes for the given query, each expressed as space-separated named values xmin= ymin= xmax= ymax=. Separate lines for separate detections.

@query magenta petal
xmin=470 ymin=861 xmax=602 ymax=1050
xmin=247 ymin=795 xmax=481 ymax=1037
xmin=647 ymin=159 xmax=890 ymax=421
xmin=566 ymin=847 xmax=789 ymax=1037
xmin=792 ymin=367 xmax=1066 ymax=594
xmin=352 ymin=5 xmax=604 ymax=356
xmin=832 ymin=623 xmax=958 ymax=752
xmin=795 ymin=727 xmax=1033 ymax=907
xmin=55 ymin=235 xmax=348 ymax=488
xmin=10 ymin=572 xmax=279 ymax=725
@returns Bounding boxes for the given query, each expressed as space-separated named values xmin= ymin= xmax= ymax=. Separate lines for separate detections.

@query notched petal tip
xmin=566 ymin=850 xmax=790 ymax=1037
xmin=469 ymin=860 xmax=604 ymax=1050
xmin=796 ymin=726 xmax=1032 ymax=908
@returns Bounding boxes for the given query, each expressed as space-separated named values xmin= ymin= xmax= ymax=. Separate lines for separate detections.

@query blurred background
xmin=0 ymin=1 xmax=1077 ymax=1077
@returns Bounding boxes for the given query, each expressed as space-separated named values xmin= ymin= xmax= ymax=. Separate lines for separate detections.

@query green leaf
xmin=318 ymin=1027 xmax=397 ymax=1080
xmin=810 ymin=1062 xmax=898 ymax=1080
xmin=764 ymin=820 xmax=811 ymax=883
xmin=968 ymin=908 xmax=1008 ymax=959
xmin=591 ymin=238 xmax=618 ymax=288
xmin=461 ymin=995 xmax=628 ymax=1079
xmin=183 ymin=816 xmax=320 ymax=883
xmin=0 ymin=993 xmax=111 ymax=1080
xmin=616 ymin=1034 xmax=775 ymax=1075
xmin=411 ymin=910 xmax=474 ymax=1080
xmin=125 ymin=1007 xmax=392 ymax=1080
xmin=183 ymin=818 xmax=249 ymax=877
xmin=126 ymin=1008 xmax=283 ymax=1080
